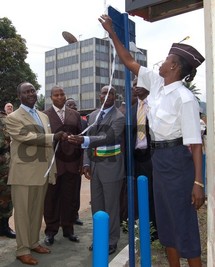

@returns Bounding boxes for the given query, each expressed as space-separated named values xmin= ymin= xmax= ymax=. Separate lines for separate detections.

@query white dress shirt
xmin=137 ymin=66 xmax=202 ymax=145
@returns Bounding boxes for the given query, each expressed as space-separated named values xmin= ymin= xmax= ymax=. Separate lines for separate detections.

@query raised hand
xmin=98 ymin=14 xmax=114 ymax=33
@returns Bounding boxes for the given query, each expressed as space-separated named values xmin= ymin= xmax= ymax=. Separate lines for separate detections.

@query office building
xmin=45 ymin=37 xmax=147 ymax=114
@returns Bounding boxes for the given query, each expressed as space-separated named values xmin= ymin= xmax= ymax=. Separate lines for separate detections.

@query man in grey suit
xmin=68 ymin=85 xmax=125 ymax=255
xmin=5 ymin=82 xmax=66 ymax=265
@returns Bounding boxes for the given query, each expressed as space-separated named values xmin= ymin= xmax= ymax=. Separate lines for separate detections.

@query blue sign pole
xmin=123 ymin=12 xmax=136 ymax=267
xmin=108 ymin=6 xmax=136 ymax=267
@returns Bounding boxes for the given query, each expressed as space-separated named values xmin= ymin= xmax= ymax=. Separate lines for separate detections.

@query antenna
xmin=178 ymin=36 xmax=190 ymax=43
xmin=62 ymin=31 xmax=78 ymax=44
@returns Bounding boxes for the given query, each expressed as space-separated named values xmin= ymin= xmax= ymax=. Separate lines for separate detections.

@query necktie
xmin=29 ymin=109 xmax=43 ymax=127
xmin=97 ymin=110 xmax=105 ymax=128
xmin=58 ymin=109 xmax=64 ymax=123
xmin=137 ymin=100 xmax=146 ymax=140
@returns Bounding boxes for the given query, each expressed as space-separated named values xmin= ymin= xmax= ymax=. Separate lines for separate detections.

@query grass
xmin=135 ymin=203 xmax=207 ymax=266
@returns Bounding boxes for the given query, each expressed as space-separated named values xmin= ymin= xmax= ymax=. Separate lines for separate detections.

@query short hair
xmin=100 ymin=85 xmax=116 ymax=95
xmin=66 ymin=97 xmax=76 ymax=102
xmin=17 ymin=81 xmax=28 ymax=95
xmin=50 ymin=85 xmax=64 ymax=96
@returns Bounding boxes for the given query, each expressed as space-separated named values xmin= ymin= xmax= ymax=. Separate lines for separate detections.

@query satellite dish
xmin=62 ymin=31 xmax=78 ymax=44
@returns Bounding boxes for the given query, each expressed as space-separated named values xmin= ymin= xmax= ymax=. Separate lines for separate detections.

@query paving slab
xmin=0 ymin=178 xmax=128 ymax=267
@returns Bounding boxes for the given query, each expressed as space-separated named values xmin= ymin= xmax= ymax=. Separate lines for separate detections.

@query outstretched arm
xmin=98 ymin=14 xmax=140 ymax=76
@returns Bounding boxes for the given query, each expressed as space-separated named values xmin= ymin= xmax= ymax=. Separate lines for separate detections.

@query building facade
xmin=45 ymin=37 xmax=147 ymax=114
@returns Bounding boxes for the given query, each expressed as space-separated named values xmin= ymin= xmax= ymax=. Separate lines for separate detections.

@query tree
xmin=35 ymin=94 xmax=45 ymax=111
xmin=0 ymin=17 xmax=40 ymax=110
xmin=183 ymin=81 xmax=201 ymax=102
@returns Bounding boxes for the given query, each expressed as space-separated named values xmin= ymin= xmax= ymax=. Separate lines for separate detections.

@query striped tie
xmin=137 ymin=100 xmax=146 ymax=140
xmin=58 ymin=109 xmax=64 ymax=123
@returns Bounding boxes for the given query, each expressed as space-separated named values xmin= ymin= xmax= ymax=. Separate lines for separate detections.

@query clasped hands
xmin=53 ymin=131 xmax=84 ymax=144
xmin=68 ymin=134 xmax=84 ymax=145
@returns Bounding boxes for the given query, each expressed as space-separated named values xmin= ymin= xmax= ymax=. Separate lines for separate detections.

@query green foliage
xmin=0 ymin=17 xmax=40 ymax=110
xmin=183 ymin=81 xmax=201 ymax=102
xmin=35 ymin=94 xmax=45 ymax=111
xmin=122 ymin=220 xmax=165 ymax=265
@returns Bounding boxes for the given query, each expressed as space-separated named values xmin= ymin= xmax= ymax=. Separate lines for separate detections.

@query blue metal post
xmin=123 ymin=12 xmax=136 ymax=267
xmin=92 ymin=211 xmax=109 ymax=267
xmin=138 ymin=176 xmax=151 ymax=267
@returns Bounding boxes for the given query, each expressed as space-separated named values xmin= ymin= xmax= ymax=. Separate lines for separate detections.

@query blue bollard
xmin=137 ymin=175 xmax=151 ymax=267
xmin=92 ymin=211 xmax=109 ymax=267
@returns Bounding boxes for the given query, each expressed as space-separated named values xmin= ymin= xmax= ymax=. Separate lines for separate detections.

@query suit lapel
xmin=19 ymin=107 xmax=44 ymax=132
xmin=48 ymin=107 xmax=63 ymax=127
xmin=64 ymin=107 xmax=70 ymax=122
xmin=97 ymin=107 xmax=114 ymax=131
xmin=37 ymin=112 xmax=48 ymax=133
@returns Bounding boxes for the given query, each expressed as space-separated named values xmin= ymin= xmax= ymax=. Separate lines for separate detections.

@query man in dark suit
xmin=44 ymin=86 xmax=82 ymax=245
xmin=65 ymin=97 xmax=88 ymax=226
xmin=132 ymin=78 xmax=157 ymax=241
xmin=68 ymin=85 xmax=125 ymax=255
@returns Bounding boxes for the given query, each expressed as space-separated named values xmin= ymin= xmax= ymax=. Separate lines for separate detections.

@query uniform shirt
xmin=137 ymin=66 xmax=202 ymax=145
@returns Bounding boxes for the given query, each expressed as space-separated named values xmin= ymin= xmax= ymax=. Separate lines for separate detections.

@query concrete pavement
xmin=0 ymin=177 xmax=128 ymax=267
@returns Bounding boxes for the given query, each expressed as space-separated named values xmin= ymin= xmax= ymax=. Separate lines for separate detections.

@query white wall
xmin=204 ymin=0 xmax=215 ymax=266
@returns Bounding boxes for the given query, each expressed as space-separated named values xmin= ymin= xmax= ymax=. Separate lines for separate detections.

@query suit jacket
xmin=44 ymin=106 xmax=82 ymax=176
xmin=5 ymin=107 xmax=56 ymax=185
xmin=81 ymin=118 xmax=88 ymax=131
xmin=83 ymin=106 xmax=125 ymax=182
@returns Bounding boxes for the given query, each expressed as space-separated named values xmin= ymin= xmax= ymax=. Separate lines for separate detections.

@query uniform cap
xmin=168 ymin=43 xmax=205 ymax=68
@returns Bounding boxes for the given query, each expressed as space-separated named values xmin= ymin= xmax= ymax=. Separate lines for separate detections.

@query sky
xmin=1 ymin=0 xmax=206 ymax=101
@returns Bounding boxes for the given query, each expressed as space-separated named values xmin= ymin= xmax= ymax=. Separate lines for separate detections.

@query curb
xmin=109 ymin=245 xmax=129 ymax=267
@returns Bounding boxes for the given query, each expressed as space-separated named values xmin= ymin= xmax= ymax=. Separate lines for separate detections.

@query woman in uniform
xmin=99 ymin=14 xmax=205 ymax=267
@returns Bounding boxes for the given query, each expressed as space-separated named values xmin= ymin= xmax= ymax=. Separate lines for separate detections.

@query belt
xmin=92 ymin=144 xmax=121 ymax=157
xmin=151 ymin=137 xmax=183 ymax=149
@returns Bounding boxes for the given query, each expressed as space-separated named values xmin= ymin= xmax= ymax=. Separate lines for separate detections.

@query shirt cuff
xmin=81 ymin=136 xmax=90 ymax=148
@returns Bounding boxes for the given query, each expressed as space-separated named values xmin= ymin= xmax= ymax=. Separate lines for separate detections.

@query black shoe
xmin=74 ymin=218 xmax=83 ymax=226
xmin=44 ymin=235 xmax=54 ymax=246
xmin=0 ymin=218 xmax=16 ymax=239
xmin=109 ymin=244 xmax=117 ymax=255
xmin=0 ymin=227 xmax=16 ymax=239
xmin=89 ymin=243 xmax=93 ymax=251
xmin=63 ymin=233 xmax=80 ymax=242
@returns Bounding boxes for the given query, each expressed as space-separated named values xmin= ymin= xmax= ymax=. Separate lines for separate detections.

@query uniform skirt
xmin=152 ymin=145 xmax=201 ymax=258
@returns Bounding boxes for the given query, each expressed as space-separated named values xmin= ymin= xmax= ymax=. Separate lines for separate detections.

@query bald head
xmin=4 ymin=103 xmax=14 ymax=115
